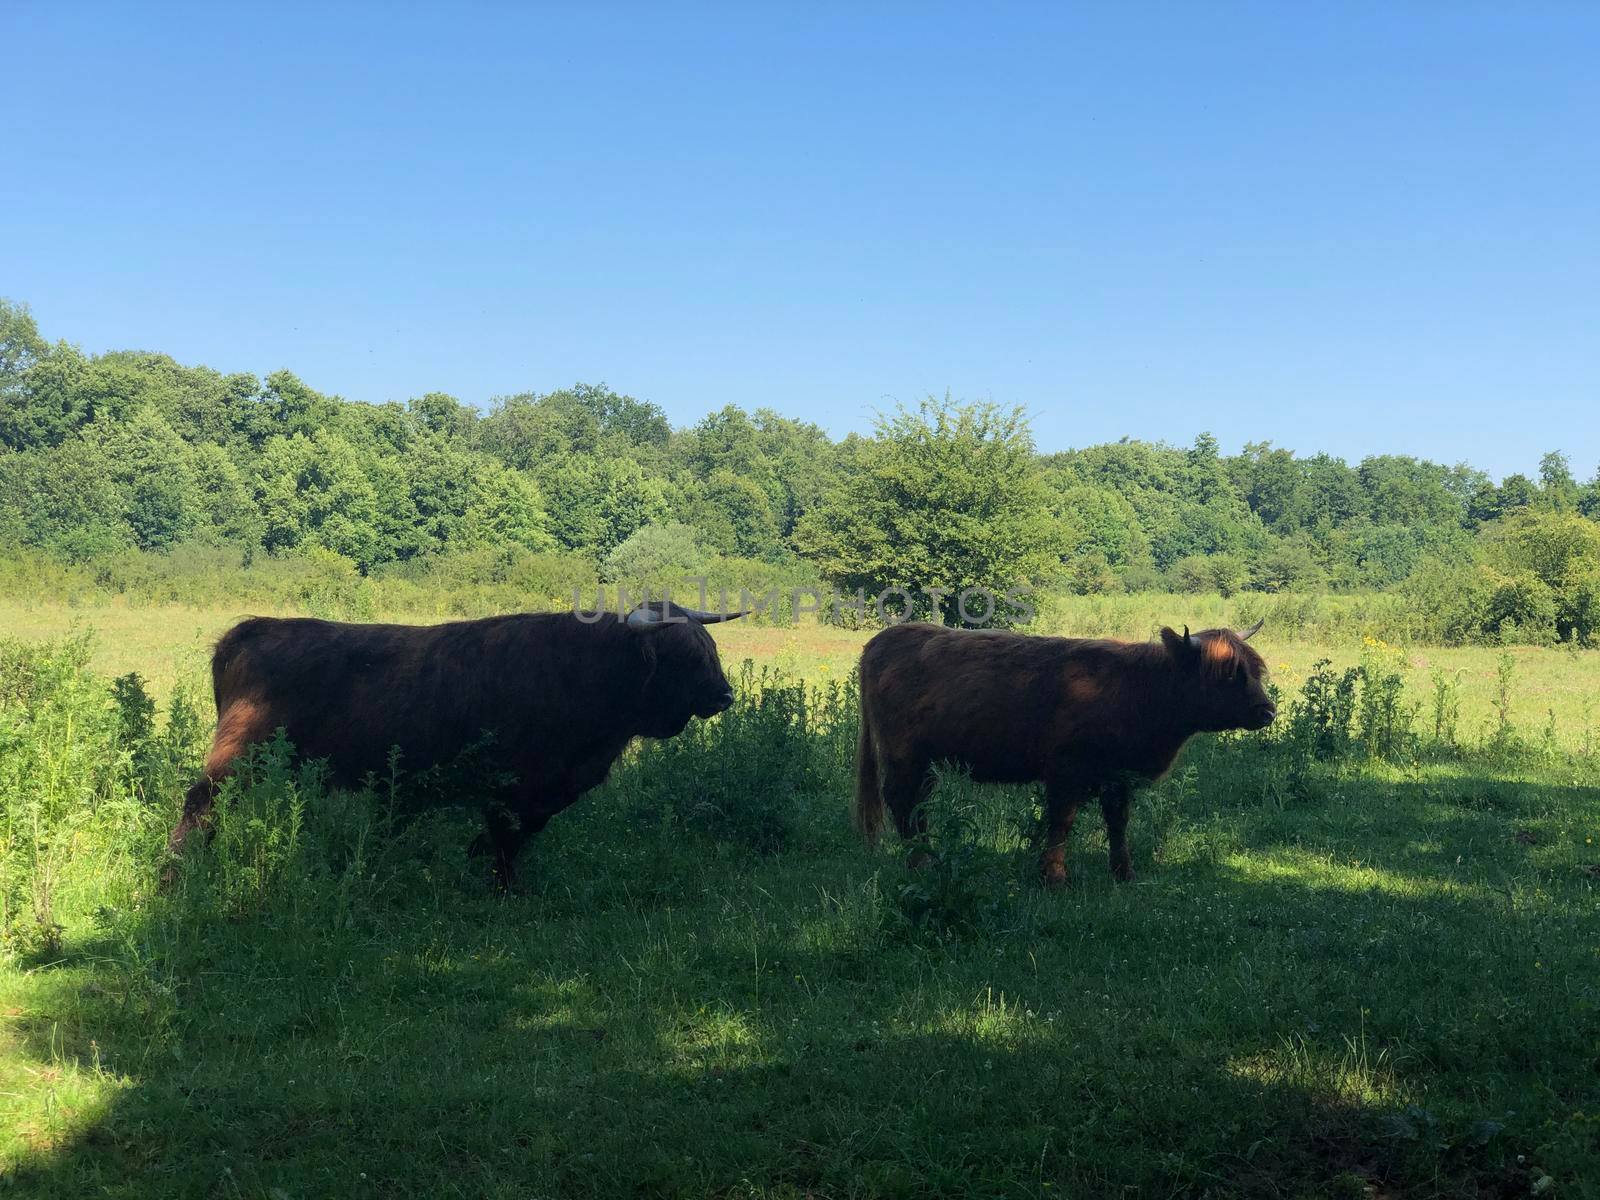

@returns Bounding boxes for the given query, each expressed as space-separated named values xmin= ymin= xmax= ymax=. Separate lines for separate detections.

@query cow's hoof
xmin=1111 ymin=864 xmax=1137 ymax=884
xmin=906 ymin=849 xmax=932 ymax=871
xmin=1040 ymin=865 xmax=1068 ymax=889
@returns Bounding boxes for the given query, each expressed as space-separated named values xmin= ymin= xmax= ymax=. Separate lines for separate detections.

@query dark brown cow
xmin=167 ymin=600 xmax=743 ymax=886
xmin=854 ymin=620 xmax=1274 ymax=886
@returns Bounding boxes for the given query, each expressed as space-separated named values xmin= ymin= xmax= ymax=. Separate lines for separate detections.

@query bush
xmin=1173 ymin=553 xmax=1247 ymax=597
xmin=1481 ymin=571 xmax=1557 ymax=645
xmin=611 ymin=663 xmax=855 ymax=853
xmin=0 ymin=637 xmax=190 ymax=954
xmin=601 ymin=521 xmax=708 ymax=588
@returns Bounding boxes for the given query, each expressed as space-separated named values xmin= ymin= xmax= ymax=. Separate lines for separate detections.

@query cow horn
xmin=1239 ymin=618 xmax=1264 ymax=641
xmin=678 ymin=607 xmax=747 ymax=624
xmin=625 ymin=602 xmax=749 ymax=627
xmin=1183 ymin=625 xmax=1192 ymax=646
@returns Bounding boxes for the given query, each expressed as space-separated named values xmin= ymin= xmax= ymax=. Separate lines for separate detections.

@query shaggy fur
xmin=167 ymin=603 xmax=738 ymax=886
xmin=854 ymin=622 xmax=1274 ymax=886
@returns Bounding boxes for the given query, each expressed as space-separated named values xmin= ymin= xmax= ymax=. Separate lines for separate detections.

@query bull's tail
xmin=853 ymin=709 xmax=884 ymax=842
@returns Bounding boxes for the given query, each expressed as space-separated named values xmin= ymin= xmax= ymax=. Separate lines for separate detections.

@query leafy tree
xmin=677 ymin=468 xmax=780 ymax=558
xmin=409 ymin=392 xmax=477 ymax=440
xmin=244 ymin=371 xmax=343 ymax=445
xmin=1048 ymin=482 xmax=1148 ymax=569
xmin=479 ymin=383 xmax=669 ymax=472
xmin=601 ymin=521 xmax=707 ymax=584
xmin=190 ymin=444 xmax=265 ymax=547
xmin=1357 ymin=455 xmax=1463 ymax=529
xmin=793 ymin=397 xmax=1066 ymax=621
xmin=0 ymin=441 xmax=133 ymax=559
xmin=79 ymin=407 xmax=203 ymax=551
xmin=1250 ymin=538 xmax=1326 ymax=592
xmin=459 ymin=463 xmax=554 ymax=552
xmin=254 ymin=432 xmax=384 ymax=568
xmin=0 ymin=298 xmax=49 ymax=381
xmin=1538 ymin=450 xmax=1579 ymax=511
xmin=1228 ymin=441 xmax=1303 ymax=530
xmin=1579 ymin=466 xmax=1600 ymax=520
xmin=543 ymin=455 xmax=669 ymax=556
xmin=0 ymin=299 xmax=89 ymax=450
xmin=1184 ymin=432 xmax=1230 ymax=505
xmin=1173 ymin=553 xmax=1247 ymax=597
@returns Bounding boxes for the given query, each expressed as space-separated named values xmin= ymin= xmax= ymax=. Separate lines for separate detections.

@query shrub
xmin=888 ymin=775 xmax=1008 ymax=942
xmin=0 ymin=637 xmax=132 ymax=954
xmin=612 ymin=663 xmax=856 ymax=853
xmin=601 ymin=521 xmax=708 ymax=588
xmin=1173 ymin=553 xmax=1247 ymax=597
xmin=1481 ymin=571 xmax=1557 ymax=645
xmin=1284 ymin=659 xmax=1359 ymax=761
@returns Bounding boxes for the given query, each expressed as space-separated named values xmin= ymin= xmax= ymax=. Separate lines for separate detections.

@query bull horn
xmin=625 ymin=602 xmax=749 ymax=627
xmin=1239 ymin=618 xmax=1264 ymax=641
xmin=679 ymin=607 xmax=747 ymax=624
xmin=1183 ymin=625 xmax=1192 ymax=646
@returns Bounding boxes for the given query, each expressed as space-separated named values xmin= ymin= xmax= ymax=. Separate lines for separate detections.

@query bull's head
xmin=1159 ymin=619 xmax=1275 ymax=732
xmin=626 ymin=601 xmax=747 ymax=736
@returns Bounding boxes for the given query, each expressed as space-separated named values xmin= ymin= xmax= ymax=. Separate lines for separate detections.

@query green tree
xmin=0 ymin=441 xmax=133 ymax=559
xmin=1538 ymin=451 xmax=1579 ymax=511
xmin=543 ymin=455 xmax=669 ymax=556
xmin=1048 ymin=482 xmax=1148 ymax=569
xmin=79 ymin=407 xmax=203 ymax=550
xmin=1173 ymin=553 xmax=1247 ymax=597
xmin=793 ymin=397 xmax=1066 ymax=622
xmin=458 ymin=462 xmax=555 ymax=552
xmin=409 ymin=392 xmax=478 ymax=440
xmin=0 ymin=300 xmax=90 ymax=450
xmin=601 ymin=521 xmax=707 ymax=585
xmin=254 ymin=432 xmax=385 ymax=568
xmin=190 ymin=444 xmax=265 ymax=547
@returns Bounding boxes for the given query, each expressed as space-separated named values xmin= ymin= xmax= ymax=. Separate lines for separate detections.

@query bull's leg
xmin=1039 ymin=775 xmax=1091 ymax=889
xmin=880 ymin=758 xmax=935 ymax=864
xmin=163 ymin=773 xmax=231 ymax=888
xmin=471 ymin=795 xmax=555 ymax=893
xmin=163 ymin=702 xmax=269 ymax=881
xmin=1101 ymin=782 xmax=1136 ymax=883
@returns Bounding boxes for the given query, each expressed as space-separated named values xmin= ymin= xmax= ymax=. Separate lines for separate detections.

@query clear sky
xmin=6 ymin=2 xmax=1597 ymax=479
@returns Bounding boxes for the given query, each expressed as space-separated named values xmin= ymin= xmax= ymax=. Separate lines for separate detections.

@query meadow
xmin=2 ymin=598 xmax=1598 ymax=1198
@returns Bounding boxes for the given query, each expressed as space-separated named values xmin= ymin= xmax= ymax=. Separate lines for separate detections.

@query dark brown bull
xmin=854 ymin=620 xmax=1274 ymax=886
xmin=167 ymin=600 xmax=743 ymax=886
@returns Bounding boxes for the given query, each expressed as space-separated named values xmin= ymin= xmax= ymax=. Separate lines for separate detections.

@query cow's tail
xmin=853 ymin=708 xmax=884 ymax=843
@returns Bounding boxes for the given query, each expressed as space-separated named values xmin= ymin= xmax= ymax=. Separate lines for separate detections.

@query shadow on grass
xmin=5 ymin=758 xmax=1598 ymax=1198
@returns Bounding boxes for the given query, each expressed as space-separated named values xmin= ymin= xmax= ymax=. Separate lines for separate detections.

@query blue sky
xmin=6 ymin=2 xmax=1597 ymax=479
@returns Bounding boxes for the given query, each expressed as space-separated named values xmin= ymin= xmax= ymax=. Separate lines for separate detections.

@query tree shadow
xmin=5 ymin=762 xmax=1596 ymax=1197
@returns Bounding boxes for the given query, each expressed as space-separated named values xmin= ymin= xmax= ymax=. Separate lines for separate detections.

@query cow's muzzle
xmin=1247 ymin=703 xmax=1277 ymax=730
xmin=699 ymin=688 xmax=735 ymax=717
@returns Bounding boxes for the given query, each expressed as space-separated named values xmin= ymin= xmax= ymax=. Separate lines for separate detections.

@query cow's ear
xmin=1160 ymin=626 xmax=1198 ymax=664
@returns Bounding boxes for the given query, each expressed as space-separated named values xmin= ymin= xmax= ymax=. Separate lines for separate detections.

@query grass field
xmin=4 ymin=597 xmax=1597 ymax=749
xmin=2 ymin=602 xmax=1599 ymax=1197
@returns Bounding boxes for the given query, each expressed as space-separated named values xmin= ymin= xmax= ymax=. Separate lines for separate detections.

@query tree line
xmin=2 ymin=298 xmax=1598 ymax=643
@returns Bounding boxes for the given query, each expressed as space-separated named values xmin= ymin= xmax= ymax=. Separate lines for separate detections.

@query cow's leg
xmin=880 ymin=757 xmax=934 ymax=863
xmin=167 ymin=777 xmax=220 ymax=859
xmin=472 ymin=793 xmax=560 ymax=893
xmin=1101 ymin=780 xmax=1136 ymax=883
xmin=164 ymin=701 xmax=270 ymax=875
xmin=1039 ymin=774 xmax=1092 ymax=889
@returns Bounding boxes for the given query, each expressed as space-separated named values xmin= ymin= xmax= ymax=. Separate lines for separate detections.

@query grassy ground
xmin=2 ymin=610 xmax=1598 ymax=1197
xmin=4 ymin=598 xmax=1597 ymax=749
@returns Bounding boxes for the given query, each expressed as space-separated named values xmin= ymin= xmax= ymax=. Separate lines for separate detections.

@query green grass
xmin=5 ymin=595 xmax=1598 ymax=748
xmin=2 ymin=627 xmax=1599 ymax=1198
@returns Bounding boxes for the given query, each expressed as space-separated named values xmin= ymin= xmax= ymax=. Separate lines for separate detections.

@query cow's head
xmin=626 ymin=601 xmax=746 ymax=736
xmin=1160 ymin=619 xmax=1275 ymax=732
